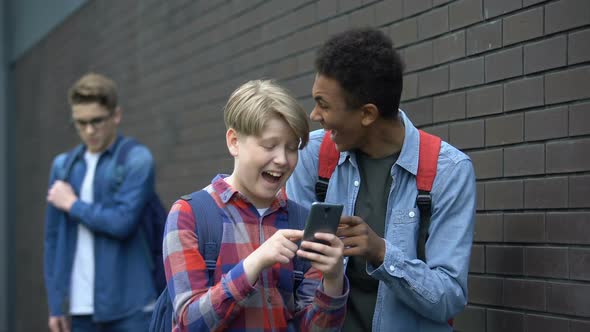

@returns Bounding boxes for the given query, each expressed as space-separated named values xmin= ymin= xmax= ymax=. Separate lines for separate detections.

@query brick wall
xmin=396 ymin=0 xmax=590 ymax=330
xmin=12 ymin=0 xmax=589 ymax=330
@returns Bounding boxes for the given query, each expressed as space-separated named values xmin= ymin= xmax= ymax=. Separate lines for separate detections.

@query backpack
xmin=59 ymin=138 xmax=168 ymax=294
xmin=317 ymin=130 xmax=455 ymax=326
xmin=149 ymin=190 xmax=310 ymax=332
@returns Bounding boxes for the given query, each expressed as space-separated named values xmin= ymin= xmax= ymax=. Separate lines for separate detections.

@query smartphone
xmin=302 ymin=202 xmax=344 ymax=246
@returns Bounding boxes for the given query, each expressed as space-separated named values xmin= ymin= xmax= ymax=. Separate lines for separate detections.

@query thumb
xmin=277 ymin=229 xmax=303 ymax=241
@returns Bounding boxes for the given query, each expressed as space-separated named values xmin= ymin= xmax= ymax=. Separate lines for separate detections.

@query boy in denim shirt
xmin=288 ymin=28 xmax=476 ymax=332
xmin=44 ymin=73 xmax=157 ymax=332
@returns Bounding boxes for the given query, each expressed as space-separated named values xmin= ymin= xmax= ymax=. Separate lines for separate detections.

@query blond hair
xmin=224 ymin=80 xmax=309 ymax=148
xmin=68 ymin=72 xmax=118 ymax=112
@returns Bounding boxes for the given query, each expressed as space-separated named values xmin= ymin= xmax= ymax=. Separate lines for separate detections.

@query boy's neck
xmin=359 ymin=115 xmax=405 ymax=159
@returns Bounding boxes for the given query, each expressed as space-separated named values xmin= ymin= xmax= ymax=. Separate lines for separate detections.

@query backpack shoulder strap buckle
xmin=416 ymin=191 xmax=432 ymax=213
xmin=314 ymin=177 xmax=330 ymax=203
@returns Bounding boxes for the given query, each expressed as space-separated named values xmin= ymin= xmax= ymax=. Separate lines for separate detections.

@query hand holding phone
xmin=298 ymin=202 xmax=346 ymax=295
xmin=302 ymin=202 xmax=344 ymax=246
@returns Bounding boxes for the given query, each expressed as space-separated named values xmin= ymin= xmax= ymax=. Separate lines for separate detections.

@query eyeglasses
xmin=71 ymin=114 xmax=112 ymax=130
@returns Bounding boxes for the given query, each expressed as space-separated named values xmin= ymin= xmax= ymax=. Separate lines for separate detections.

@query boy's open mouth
xmin=262 ymin=171 xmax=282 ymax=184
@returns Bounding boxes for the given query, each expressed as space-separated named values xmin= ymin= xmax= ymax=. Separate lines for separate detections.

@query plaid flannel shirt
xmin=163 ymin=175 xmax=348 ymax=331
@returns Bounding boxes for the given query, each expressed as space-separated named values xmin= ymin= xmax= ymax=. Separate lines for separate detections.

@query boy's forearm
xmin=322 ymin=275 xmax=344 ymax=296
xmin=242 ymin=255 xmax=261 ymax=285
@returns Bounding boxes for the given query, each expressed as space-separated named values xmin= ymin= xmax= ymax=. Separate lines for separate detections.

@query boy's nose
xmin=273 ymin=149 xmax=288 ymax=165
xmin=310 ymin=107 xmax=322 ymax=122
xmin=84 ymin=125 xmax=97 ymax=134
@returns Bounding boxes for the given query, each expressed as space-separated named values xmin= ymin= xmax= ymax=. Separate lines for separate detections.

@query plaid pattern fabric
xmin=163 ymin=175 xmax=348 ymax=331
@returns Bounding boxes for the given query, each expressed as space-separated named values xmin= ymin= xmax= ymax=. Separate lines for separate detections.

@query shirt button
xmin=267 ymin=297 xmax=272 ymax=304
xmin=354 ymin=180 xmax=360 ymax=187
xmin=409 ymin=211 xmax=415 ymax=218
xmin=389 ymin=265 xmax=395 ymax=272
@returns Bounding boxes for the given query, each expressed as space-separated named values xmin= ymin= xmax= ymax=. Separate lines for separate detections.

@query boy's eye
xmin=261 ymin=144 xmax=275 ymax=150
xmin=71 ymin=115 xmax=111 ymax=130
xmin=260 ymin=143 xmax=298 ymax=152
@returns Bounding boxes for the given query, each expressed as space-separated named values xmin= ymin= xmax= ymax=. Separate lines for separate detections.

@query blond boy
xmin=163 ymin=80 xmax=349 ymax=331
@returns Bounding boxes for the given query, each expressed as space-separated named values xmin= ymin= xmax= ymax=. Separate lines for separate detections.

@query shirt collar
xmin=394 ymin=110 xmax=420 ymax=176
xmin=210 ymin=174 xmax=288 ymax=210
xmin=75 ymin=134 xmax=123 ymax=161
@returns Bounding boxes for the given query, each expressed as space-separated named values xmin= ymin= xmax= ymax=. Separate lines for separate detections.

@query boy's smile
xmin=261 ymin=170 xmax=283 ymax=184
xmin=311 ymin=75 xmax=365 ymax=152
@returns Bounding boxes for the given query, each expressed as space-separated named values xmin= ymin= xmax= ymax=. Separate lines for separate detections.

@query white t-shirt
xmin=69 ymin=151 xmax=101 ymax=315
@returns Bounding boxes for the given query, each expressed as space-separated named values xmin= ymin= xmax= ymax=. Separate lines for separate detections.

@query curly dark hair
xmin=315 ymin=28 xmax=404 ymax=118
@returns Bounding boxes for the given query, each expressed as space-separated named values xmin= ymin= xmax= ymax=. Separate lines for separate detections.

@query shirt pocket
xmin=389 ymin=208 xmax=420 ymax=254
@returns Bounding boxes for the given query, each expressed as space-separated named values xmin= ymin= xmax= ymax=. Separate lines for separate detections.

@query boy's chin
xmin=256 ymin=186 xmax=282 ymax=199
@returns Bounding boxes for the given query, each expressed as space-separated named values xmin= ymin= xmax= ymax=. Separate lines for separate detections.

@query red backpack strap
xmin=416 ymin=130 xmax=441 ymax=191
xmin=316 ymin=131 xmax=339 ymax=202
xmin=416 ymin=130 xmax=442 ymax=262
xmin=416 ymin=130 xmax=453 ymax=327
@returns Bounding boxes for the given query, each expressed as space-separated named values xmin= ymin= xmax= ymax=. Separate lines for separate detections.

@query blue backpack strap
xmin=111 ymin=137 xmax=138 ymax=185
xmin=112 ymin=136 xmax=167 ymax=293
xmin=57 ymin=144 xmax=84 ymax=180
xmin=150 ymin=189 xmax=219 ymax=332
xmin=114 ymin=137 xmax=137 ymax=164
xmin=181 ymin=190 xmax=223 ymax=287
xmin=287 ymin=199 xmax=309 ymax=286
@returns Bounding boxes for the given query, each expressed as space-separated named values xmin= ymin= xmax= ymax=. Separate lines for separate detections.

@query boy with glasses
xmin=44 ymin=73 xmax=158 ymax=332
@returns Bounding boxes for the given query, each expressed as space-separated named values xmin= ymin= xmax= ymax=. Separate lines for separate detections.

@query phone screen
xmin=302 ymin=202 xmax=344 ymax=245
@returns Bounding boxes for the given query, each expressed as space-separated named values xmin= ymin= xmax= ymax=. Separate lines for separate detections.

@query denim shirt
xmin=287 ymin=111 xmax=476 ymax=332
xmin=43 ymin=135 xmax=157 ymax=321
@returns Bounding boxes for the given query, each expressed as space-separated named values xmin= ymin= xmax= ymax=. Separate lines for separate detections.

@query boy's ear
xmin=226 ymin=128 xmax=239 ymax=157
xmin=360 ymin=103 xmax=379 ymax=127
xmin=112 ymin=107 xmax=122 ymax=126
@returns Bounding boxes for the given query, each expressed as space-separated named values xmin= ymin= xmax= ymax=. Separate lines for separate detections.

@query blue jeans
xmin=71 ymin=310 xmax=151 ymax=332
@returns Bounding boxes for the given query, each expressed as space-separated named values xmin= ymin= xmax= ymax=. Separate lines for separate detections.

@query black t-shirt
xmin=343 ymin=151 xmax=398 ymax=332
